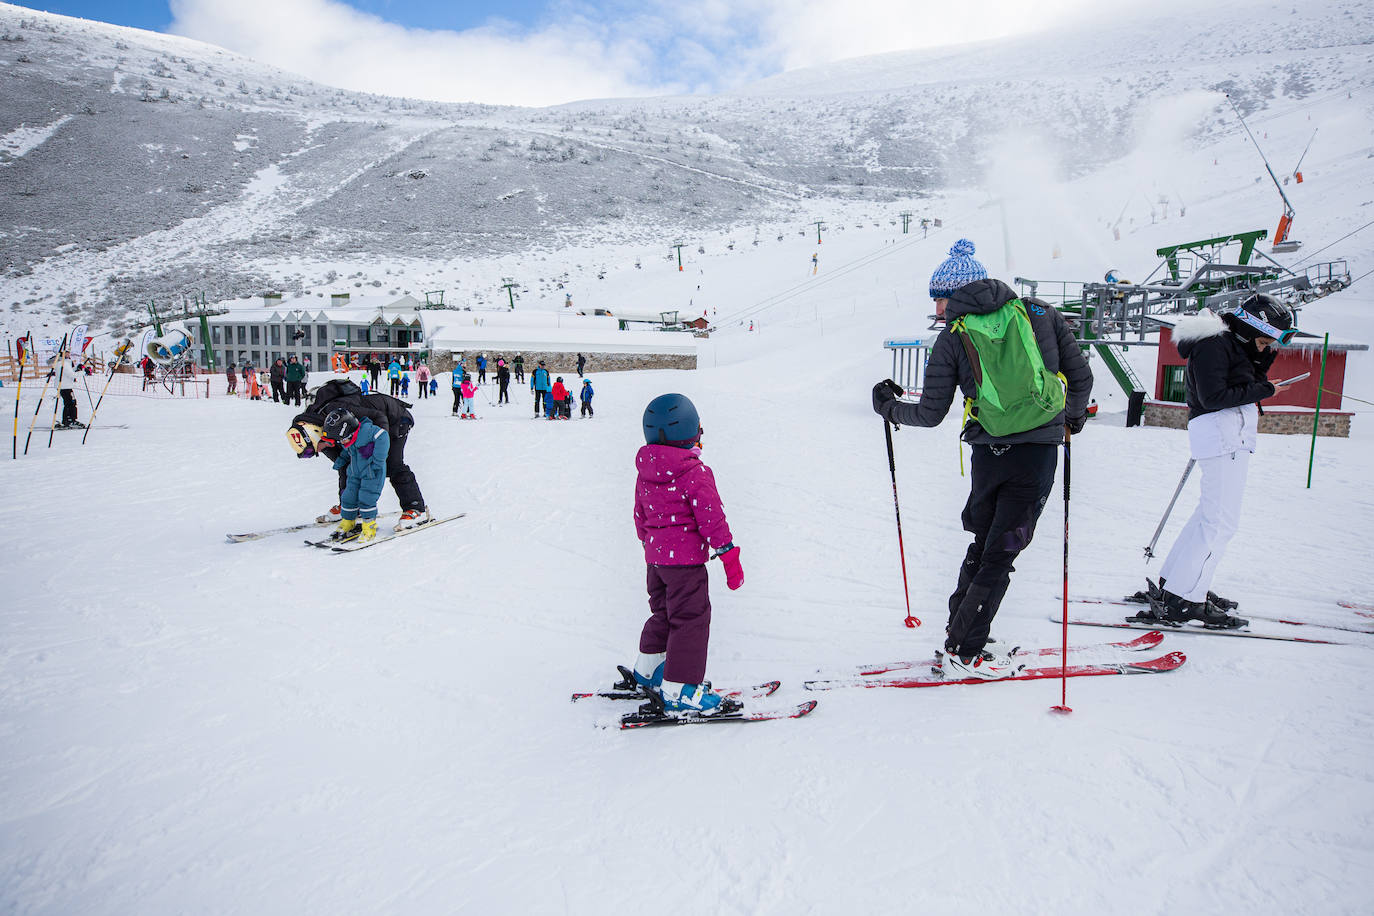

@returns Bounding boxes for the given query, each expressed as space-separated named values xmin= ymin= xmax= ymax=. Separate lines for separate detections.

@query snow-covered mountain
xmin=1 ymin=0 xmax=1372 ymax=340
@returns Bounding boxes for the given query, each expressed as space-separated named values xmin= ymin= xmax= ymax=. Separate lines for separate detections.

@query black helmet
xmin=1229 ymin=293 xmax=1297 ymax=343
xmin=643 ymin=393 xmax=700 ymax=447
xmin=323 ymin=408 xmax=361 ymax=446
xmin=556 ymin=376 xmax=563 ymax=383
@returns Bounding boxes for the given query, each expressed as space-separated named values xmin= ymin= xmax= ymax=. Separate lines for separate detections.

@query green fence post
xmin=1306 ymin=333 xmax=1330 ymax=489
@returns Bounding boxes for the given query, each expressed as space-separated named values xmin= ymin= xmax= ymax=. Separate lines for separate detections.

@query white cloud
xmin=168 ymin=0 xmax=1115 ymax=107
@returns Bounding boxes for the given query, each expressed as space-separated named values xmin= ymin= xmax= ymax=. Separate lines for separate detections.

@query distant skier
xmin=428 ymin=377 xmax=437 ymax=398
xmin=287 ymin=377 xmax=428 ymax=530
xmin=548 ymin=376 xmax=568 ymax=420
xmin=415 ymin=362 xmax=431 ymax=400
xmin=400 ymin=373 xmax=411 ymax=398
xmin=629 ymin=394 xmax=743 ymax=715
xmin=269 ymin=358 xmax=286 ymax=403
xmin=580 ymin=378 xmax=594 ymax=418
xmin=496 ymin=361 xmax=511 ymax=404
xmin=1134 ymin=296 xmax=1299 ymax=628
xmin=576 ymin=353 xmax=586 ymax=377
xmin=459 ymin=375 xmax=478 ymax=419
xmin=50 ymin=359 xmax=88 ymax=428
xmin=530 ymin=361 xmax=551 ymax=417
xmin=513 ymin=354 xmax=525 ymax=384
xmin=284 ymin=355 xmax=306 ymax=406
xmin=321 ymin=408 xmax=388 ymax=546
xmin=387 ymin=358 xmax=402 ymax=396
xmin=871 ymin=238 xmax=1092 ymax=680
xmin=226 ymin=363 xmax=237 ymax=396
xmin=476 ymin=354 xmax=487 ymax=384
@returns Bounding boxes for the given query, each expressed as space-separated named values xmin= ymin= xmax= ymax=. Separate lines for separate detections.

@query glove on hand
xmin=720 ymin=546 xmax=744 ymax=590
xmin=1064 ymin=414 xmax=1087 ymax=435
xmin=871 ymin=379 xmax=904 ymax=419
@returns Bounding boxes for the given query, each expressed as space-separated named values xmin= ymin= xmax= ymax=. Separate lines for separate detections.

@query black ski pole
xmin=1144 ymin=458 xmax=1195 ymax=561
xmin=1052 ymin=429 xmax=1072 ymax=715
xmin=884 ymin=420 xmax=921 ymax=629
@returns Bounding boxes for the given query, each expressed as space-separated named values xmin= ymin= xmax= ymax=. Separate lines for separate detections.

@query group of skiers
xmin=226 ymin=357 xmax=308 ymax=404
xmin=271 ymin=240 xmax=1295 ymax=706
xmin=869 ymin=238 xmax=1296 ymax=683
xmin=527 ymin=359 xmax=594 ymax=419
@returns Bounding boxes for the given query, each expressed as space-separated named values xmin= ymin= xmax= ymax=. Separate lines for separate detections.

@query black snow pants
xmin=946 ymin=443 xmax=1058 ymax=659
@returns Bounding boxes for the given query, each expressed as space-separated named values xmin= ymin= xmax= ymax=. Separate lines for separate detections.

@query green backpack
xmin=950 ymin=298 xmax=1066 ymax=437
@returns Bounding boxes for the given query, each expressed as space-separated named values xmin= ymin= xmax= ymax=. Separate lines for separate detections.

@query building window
xmin=211 ymin=326 xmax=222 ymax=345
xmin=315 ymin=353 xmax=326 ymax=369
xmin=1162 ymin=365 xmax=1187 ymax=403
xmin=237 ymin=326 xmax=246 ymax=345
xmin=251 ymin=350 xmax=260 ymax=365
xmin=250 ymin=326 xmax=260 ymax=345
xmin=316 ymin=325 xmax=328 ymax=345
xmin=270 ymin=325 xmax=281 ymax=345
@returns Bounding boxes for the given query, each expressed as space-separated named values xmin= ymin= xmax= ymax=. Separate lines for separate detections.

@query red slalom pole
xmin=884 ymin=420 xmax=921 ymax=628
xmin=1052 ymin=429 xmax=1073 ymax=714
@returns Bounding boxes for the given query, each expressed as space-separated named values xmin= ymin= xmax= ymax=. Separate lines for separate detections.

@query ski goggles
xmin=1232 ymin=306 xmax=1298 ymax=345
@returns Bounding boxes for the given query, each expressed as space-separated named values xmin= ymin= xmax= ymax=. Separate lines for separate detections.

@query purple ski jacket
xmin=634 ymin=444 xmax=733 ymax=566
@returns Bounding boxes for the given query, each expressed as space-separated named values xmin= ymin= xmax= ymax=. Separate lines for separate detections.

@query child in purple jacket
xmin=631 ymin=393 xmax=744 ymax=715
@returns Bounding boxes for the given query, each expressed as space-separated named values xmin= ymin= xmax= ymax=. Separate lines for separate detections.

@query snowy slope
xmin=3 ymin=1 xmax=1374 ymax=913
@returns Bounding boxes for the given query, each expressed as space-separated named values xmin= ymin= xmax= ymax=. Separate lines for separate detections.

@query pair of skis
xmin=804 ymin=632 xmax=1185 ymax=691
xmin=303 ymin=512 xmax=466 ymax=552
xmin=1059 ymin=592 xmax=1373 ymax=643
xmin=578 ymin=666 xmax=817 ymax=729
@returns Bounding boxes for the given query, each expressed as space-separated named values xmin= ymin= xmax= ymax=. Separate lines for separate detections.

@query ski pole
xmin=11 ymin=329 xmax=30 ymax=460
xmin=883 ymin=420 xmax=921 ymax=628
xmin=1144 ymin=458 xmax=1195 ymax=561
xmin=84 ymin=344 xmax=131 ymax=444
xmin=24 ymin=333 xmax=67 ymax=455
xmin=1052 ymin=429 xmax=1073 ymax=715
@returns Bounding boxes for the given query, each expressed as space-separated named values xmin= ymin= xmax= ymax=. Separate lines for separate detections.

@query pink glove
xmin=720 ymin=546 xmax=744 ymax=590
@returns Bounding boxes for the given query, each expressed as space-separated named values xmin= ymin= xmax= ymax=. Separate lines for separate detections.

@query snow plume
xmin=981 ymin=129 xmax=1111 ymax=276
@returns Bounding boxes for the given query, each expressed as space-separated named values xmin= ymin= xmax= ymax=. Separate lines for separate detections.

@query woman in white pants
xmin=1151 ymin=295 xmax=1298 ymax=627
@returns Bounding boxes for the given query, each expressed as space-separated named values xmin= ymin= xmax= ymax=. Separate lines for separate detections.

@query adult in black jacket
xmin=872 ymin=240 xmax=1092 ymax=678
xmin=269 ymin=358 xmax=286 ymax=403
xmin=496 ymin=363 xmax=511 ymax=404
xmin=290 ymin=378 xmax=426 ymax=517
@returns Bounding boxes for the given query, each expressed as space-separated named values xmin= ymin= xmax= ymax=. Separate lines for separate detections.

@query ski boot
xmin=1130 ymin=587 xmax=1191 ymax=626
xmin=330 ymin=518 xmax=359 ymax=542
xmin=355 ymin=520 xmax=378 ymax=545
xmin=660 ymin=680 xmax=729 ymax=716
xmin=1206 ymin=590 xmax=1240 ymax=612
xmin=318 ymin=504 xmax=343 ymax=524
xmin=395 ymin=507 xmax=430 ymax=532
xmin=1193 ymin=599 xmax=1248 ymax=630
xmin=631 ymin=652 xmax=665 ymax=697
xmin=941 ymin=647 xmax=1022 ymax=680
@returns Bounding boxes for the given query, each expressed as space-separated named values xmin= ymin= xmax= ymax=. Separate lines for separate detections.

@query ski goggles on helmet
xmin=1231 ymin=306 xmax=1298 ymax=345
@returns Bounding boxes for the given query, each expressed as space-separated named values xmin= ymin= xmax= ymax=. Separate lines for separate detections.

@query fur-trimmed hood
xmin=1172 ymin=308 xmax=1225 ymax=358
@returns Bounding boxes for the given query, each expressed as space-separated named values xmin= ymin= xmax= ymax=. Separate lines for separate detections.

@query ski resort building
xmin=184 ymin=293 xmax=697 ymax=373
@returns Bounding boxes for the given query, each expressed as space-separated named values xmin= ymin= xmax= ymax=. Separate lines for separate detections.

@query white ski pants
xmin=1158 ymin=450 xmax=1251 ymax=602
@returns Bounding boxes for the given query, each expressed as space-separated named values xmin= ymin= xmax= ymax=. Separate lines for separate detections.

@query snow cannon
xmin=146 ymin=329 xmax=192 ymax=365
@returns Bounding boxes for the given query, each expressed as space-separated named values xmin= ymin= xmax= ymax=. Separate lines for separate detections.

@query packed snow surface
xmin=3 ymin=1 xmax=1374 ymax=914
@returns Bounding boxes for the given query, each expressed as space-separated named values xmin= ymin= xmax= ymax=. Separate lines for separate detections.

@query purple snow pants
xmin=638 ymin=564 xmax=712 ymax=684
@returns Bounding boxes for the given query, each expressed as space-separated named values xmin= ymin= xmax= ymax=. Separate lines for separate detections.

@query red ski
xmin=850 ymin=630 xmax=1164 ymax=676
xmin=804 ymin=652 xmax=1185 ymax=691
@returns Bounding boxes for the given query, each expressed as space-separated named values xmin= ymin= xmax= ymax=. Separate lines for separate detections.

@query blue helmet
xmin=643 ymin=393 xmax=699 ymax=446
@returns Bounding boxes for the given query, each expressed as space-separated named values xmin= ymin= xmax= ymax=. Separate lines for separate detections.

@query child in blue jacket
xmin=323 ymin=408 xmax=389 ymax=545
xmin=580 ymin=378 xmax=594 ymax=418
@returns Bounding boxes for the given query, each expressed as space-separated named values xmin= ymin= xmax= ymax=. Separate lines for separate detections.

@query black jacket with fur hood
xmin=1174 ymin=310 xmax=1276 ymax=421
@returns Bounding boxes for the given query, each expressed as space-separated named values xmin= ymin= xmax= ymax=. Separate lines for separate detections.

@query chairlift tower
xmin=500 ymin=278 xmax=519 ymax=310
xmin=1226 ymin=95 xmax=1301 ymax=251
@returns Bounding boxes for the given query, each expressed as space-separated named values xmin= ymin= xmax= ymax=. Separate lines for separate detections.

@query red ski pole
xmin=1052 ymin=429 xmax=1073 ymax=714
xmin=884 ymin=420 xmax=921 ymax=628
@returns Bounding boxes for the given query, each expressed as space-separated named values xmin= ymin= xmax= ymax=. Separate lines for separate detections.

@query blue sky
xmin=9 ymin=0 xmax=1111 ymax=107
xmin=10 ymin=0 xmax=551 ymax=32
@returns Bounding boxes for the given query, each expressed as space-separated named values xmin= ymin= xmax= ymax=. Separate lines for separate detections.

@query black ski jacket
xmin=294 ymin=379 xmax=415 ymax=440
xmin=1178 ymin=326 xmax=1276 ymax=422
xmin=880 ymin=278 xmax=1093 ymax=445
